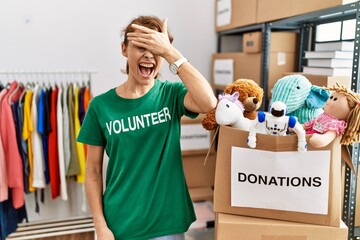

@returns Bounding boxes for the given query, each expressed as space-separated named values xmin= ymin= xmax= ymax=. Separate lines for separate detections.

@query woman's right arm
xmin=85 ymin=145 xmax=115 ymax=240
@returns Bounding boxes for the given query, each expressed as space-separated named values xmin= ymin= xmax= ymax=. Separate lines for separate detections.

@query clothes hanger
xmin=19 ymin=82 xmax=32 ymax=103
xmin=8 ymin=82 xmax=23 ymax=104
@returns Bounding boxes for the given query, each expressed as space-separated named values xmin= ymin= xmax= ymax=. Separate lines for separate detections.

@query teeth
xmin=139 ymin=63 xmax=154 ymax=68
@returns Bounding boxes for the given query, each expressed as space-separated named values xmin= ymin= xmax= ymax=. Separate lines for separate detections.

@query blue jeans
xmin=149 ymin=233 xmax=185 ymax=240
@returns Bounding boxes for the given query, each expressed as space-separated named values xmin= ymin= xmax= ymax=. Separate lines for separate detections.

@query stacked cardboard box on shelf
xmin=216 ymin=213 xmax=348 ymax=240
xmin=283 ymin=72 xmax=351 ymax=89
xmin=180 ymin=115 xmax=216 ymax=202
xmin=213 ymin=126 xmax=348 ymax=239
xmin=215 ymin=0 xmax=257 ymax=32
xmin=257 ymin=0 xmax=357 ymax=23
xmin=212 ymin=31 xmax=297 ymax=97
xmin=215 ymin=0 xmax=357 ymax=29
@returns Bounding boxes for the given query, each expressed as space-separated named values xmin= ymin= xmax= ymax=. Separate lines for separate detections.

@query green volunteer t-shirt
xmin=77 ymin=80 xmax=198 ymax=240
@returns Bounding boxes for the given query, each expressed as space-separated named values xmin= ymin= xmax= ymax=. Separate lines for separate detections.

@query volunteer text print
xmin=106 ymin=107 xmax=171 ymax=135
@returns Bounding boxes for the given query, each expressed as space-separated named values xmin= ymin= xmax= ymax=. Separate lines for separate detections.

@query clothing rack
xmin=1 ymin=69 xmax=98 ymax=239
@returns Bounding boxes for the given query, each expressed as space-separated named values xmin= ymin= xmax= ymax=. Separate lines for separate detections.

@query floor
xmin=7 ymin=201 xmax=216 ymax=240
xmin=33 ymin=229 xmax=215 ymax=240
xmin=185 ymin=201 xmax=215 ymax=240
xmin=185 ymin=228 xmax=214 ymax=240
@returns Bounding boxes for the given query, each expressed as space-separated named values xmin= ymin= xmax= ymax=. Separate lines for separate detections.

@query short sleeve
xmin=327 ymin=119 xmax=346 ymax=136
xmin=76 ymin=100 xmax=106 ymax=146
xmin=304 ymin=118 xmax=316 ymax=131
xmin=173 ymin=81 xmax=198 ymax=119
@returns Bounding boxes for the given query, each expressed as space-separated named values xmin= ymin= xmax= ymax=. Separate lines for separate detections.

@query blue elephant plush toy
xmin=270 ymin=74 xmax=330 ymax=124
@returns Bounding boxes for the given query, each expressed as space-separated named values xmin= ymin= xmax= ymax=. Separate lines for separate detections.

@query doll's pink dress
xmin=304 ymin=112 xmax=346 ymax=136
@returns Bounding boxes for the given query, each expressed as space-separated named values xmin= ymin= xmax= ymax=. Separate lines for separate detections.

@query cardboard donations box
xmin=214 ymin=125 xmax=342 ymax=227
xmin=215 ymin=213 xmax=348 ymax=240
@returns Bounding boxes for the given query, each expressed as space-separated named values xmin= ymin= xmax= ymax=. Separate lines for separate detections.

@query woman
xmin=77 ymin=15 xmax=217 ymax=240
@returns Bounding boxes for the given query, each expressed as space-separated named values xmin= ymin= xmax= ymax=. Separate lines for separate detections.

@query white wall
xmin=0 ymin=0 xmax=216 ymax=221
xmin=0 ymin=0 xmax=216 ymax=96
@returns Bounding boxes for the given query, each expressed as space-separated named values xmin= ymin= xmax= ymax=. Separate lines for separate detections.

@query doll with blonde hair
xmin=304 ymin=82 xmax=360 ymax=148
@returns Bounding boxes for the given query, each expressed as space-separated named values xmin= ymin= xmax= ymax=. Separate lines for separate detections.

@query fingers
xmin=127 ymin=32 xmax=152 ymax=40
xmin=131 ymin=24 xmax=152 ymax=33
xmin=161 ymin=18 xmax=168 ymax=36
xmin=129 ymin=40 xmax=147 ymax=49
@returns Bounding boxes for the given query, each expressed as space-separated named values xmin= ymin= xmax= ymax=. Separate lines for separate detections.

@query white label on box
xmin=277 ymin=52 xmax=286 ymax=65
xmin=231 ymin=147 xmax=331 ymax=214
xmin=181 ymin=124 xmax=210 ymax=151
xmin=216 ymin=0 xmax=231 ymax=27
xmin=214 ymin=59 xmax=234 ymax=85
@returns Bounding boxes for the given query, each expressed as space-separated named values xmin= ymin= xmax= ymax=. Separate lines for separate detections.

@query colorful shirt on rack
xmin=11 ymin=100 xmax=29 ymax=194
xmin=74 ymin=86 xmax=85 ymax=183
xmin=0 ymin=81 xmax=24 ymax=209
xmin=48 ymin=86 xmax=60 ymax=199
xmin=22 ymin=90 xmax=35 ymax=192
xmin=31 ymin=85 xmax=46 ymax=189
xmin=66 ymin=84 xmax=80 ymax=177
xmin=0 ymin=89 xmax=8 ymax=202
xmin=56 ymin=86 xmax=68 ymax=200
xmin=0 ymin=190 xmax=28 ymax=240
xmin=62 ymin=84 xmax=71 ymax=175
xmin=37 ymin=88 xmax=50 ymax=184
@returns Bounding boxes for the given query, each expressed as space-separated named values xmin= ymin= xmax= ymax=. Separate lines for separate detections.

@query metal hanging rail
xmin=0 ymin=69 xmax=98 ymax=88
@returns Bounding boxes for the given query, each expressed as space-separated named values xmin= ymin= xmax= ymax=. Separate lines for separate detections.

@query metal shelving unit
xmin=217 ymin=2 xmax=360 ymax=239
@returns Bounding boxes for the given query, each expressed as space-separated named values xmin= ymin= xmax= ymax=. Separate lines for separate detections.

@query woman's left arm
xmin=175 ymin=60 xmax=217 ymax=113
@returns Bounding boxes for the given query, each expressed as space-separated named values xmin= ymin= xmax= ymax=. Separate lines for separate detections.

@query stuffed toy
xmin=247 ymin=101 xmax=307 ymax=152
xmin=215 ymin=92 xmax=252 ymax=131
xmin=303 ymin=82 xmax=360 ymax=148
xmin=270 ymin=75 xmax=330 ymax=124
xmin=201 ymin=78 xmax=264 ymax=131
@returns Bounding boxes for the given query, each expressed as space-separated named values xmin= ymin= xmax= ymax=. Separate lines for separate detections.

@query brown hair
xmin=122 ymin=15 xmax=174 ymax=76
xmin=326 ymin=82 xmax=360 ymax=145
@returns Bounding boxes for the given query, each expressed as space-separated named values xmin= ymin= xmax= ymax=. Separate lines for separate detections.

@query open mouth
xmin=139 ymin=63 xmax=155 ymax=78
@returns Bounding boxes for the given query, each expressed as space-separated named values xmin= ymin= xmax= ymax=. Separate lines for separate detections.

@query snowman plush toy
xmin=247 ymin=101 xmax=307 ymax=152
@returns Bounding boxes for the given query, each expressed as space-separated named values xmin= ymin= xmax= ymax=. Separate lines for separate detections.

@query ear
xmin=121 ymin=43 xmax=128 ymax=57
xmin=232 ymin=92 xmax=240 ymax=101
xmin=306 ymin=86 xmax=330 ymax=109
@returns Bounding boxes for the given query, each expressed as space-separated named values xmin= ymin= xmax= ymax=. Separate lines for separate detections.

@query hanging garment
xmin=0 ymin=81 xmax=25 ymax=209
xmin=0 ymin=89 xmax=8 ymax=202
xmin=78 ymin=87 xmax=85 ymax=124
xmin=56 ymin=86 xmax=68 ymax=200
xmin=0 ymin=190 xmax=28 ymax=240
xmin=11 ymin=100 xmax=30 ymax=194
xmin=37 ymin=88 xmax=50 ymax=184
xmin=62 ymin=84 xmax=71 ymax=174
xmin=66 ymin=83 xmax=80 ymax=177
xmin=17 ymin=93 xmax=31 ymax=193
xmin=74 ymin=86 xmax=85 ymax=183
xmin=22 ymin=90 xmax=35 ymax=193
xmin=30 ymin=85 xmax=45 ymax=213
xmin=82 ymin=86 xmax=91 ymax=158
xmin=31 ymin=85 xmax=46 ymax=189
xmin=48 ymin=86 xmax=60 ymax=199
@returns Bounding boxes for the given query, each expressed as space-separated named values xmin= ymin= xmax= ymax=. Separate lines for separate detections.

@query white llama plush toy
xmin=215 ymin=92 xmax=252 ymax=131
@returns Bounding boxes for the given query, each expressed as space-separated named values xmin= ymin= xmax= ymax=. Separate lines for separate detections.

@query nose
xmin=144 ymin=51 xmax=154 ymax=60
xmin=253 ymin=98 xmax=258 ymax=104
